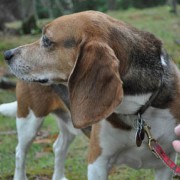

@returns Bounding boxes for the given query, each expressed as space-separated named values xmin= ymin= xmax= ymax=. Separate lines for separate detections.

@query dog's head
xmin=4 ymin=11 xmax=124 ymax=128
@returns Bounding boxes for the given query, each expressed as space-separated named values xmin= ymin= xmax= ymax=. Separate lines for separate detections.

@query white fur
xmin=115 ymin=93 xmax=152 ymax=114
xmin=14 ymin=110 xmax=44 ymax=180
xmin=88 ymin=105 xmax=177 ymax=180
xmin=52 ymin=113 xmax=80 ymax=180
xmin=0 ymin=101 xmax=17 ymax=117
xmin=88 ymin=156 xmax=108 ymax=180
xmin=161 ymin=55 xmax=167 ymax=66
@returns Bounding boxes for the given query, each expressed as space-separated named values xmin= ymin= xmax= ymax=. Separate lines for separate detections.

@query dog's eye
xmin=42 ymin=36 xmax=53 ymax=48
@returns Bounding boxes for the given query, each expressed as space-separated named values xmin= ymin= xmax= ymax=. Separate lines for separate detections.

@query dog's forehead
xmin=43 ymin=17 xmax=77 ymax=37
xmin=42 ymin=11 xmax=110 ymax=40
xmin=43 ymin=11 xmax=101 ymax=32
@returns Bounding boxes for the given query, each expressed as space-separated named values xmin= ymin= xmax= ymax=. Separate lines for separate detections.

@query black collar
xmin=136 ymin=77 xmax=163 ymax=116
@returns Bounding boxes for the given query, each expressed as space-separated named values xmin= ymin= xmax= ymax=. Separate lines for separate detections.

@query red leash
xmin=143 ymin=123 xmax=180 ymax=176
xmin=151 ymin=141 xmax=180 ymax=175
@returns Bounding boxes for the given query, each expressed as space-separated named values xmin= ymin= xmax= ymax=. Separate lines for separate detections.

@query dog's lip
xmin=32 ymin=79 xmax=49 ymax=84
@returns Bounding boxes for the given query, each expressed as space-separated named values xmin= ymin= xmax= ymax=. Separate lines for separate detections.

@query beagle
xmin=0 ymin=80 xmax=81 ymax=180
xmin=4 ymin=11 xmax=180 ymax=180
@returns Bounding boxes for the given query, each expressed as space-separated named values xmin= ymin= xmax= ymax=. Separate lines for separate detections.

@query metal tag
xmin=135 ymin=114 xmax=145 ymax=147
xmin=136 ymin=128 xmax=145 ymax=147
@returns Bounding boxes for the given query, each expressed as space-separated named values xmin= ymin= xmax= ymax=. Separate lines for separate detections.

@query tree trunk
xmin=107 ymin=0 xmax=117 ymax=10
xmin=19 ymin=0 xmax=38 ymax=34
xmin=40 ymin=0 xmax=54 ymax=19
xmin=172 ymin=0 xmax=178 ymax=14
xmin=55 ymin=0 xmax=64 ymax=16
xmin=0 ymin=0 xmax=20 ymax=30
xmin=167 ymin=0 xmax=178 ymax=15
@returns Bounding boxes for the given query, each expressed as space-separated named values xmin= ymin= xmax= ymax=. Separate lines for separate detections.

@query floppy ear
xmin=68 ymin=41 xmax=123 ymax=128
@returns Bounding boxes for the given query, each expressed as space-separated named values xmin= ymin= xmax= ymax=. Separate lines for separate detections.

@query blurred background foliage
xmin=0 ymin=0 xmax=179 ymax=34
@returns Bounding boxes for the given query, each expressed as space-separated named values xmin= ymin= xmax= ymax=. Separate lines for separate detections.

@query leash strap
xmin=142 ymin=123 xmax=180 ymax=176
xmin=150 ymin=141 xmax=180 ymax=176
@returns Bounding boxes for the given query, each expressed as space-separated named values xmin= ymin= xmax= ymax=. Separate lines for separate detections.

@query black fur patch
xmin=64 ymin=38 xmax=76 ymax=48
xmin=109 ymin=26 xmax=175 ymax=109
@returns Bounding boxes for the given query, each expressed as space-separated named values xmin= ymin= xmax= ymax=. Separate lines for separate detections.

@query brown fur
xmin=69 ymin=41 xmax=123 ymax=128
xmin=170 ymin=64 xmax=180 ymax=123
xmin=16 ymin=81 xmax=67 ymax=118
xmin=107 ymin=113 xmax=132 ymax=130
xmin=88 ymin=123 xmax=102 ymax=164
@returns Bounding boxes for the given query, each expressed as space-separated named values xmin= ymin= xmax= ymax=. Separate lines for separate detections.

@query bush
xmin=116 ymin=0 xmax=167 ymax=10
xmin=116 ymin=0 xmax=133 ymax=9
xmin=133 ymin=0 xmax=166 ymax=9
xmin=21 ymin=15 xmax=40 ymax=34
xmin=72 ymin=0 xmax=108 ymax=12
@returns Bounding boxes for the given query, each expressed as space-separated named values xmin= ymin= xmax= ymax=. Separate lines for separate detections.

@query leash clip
xmin=143 ymin=123 xmax=155 ymax=149
xmin=135 ymin=115 xmax=158 ymax=158
xmin=143 ymin=123 xmax=159 ymax=158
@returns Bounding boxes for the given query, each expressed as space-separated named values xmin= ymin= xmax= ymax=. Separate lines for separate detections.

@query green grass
xmin=0 ymin=5 xmax=180 ymax=180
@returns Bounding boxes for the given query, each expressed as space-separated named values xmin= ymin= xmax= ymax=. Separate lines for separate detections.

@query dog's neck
xmin=120 ymin=49 xmax=175 ymax=111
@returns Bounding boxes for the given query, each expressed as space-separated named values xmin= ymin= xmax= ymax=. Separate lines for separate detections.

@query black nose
xmin=4 ymin=50 xmax=14 ymax=61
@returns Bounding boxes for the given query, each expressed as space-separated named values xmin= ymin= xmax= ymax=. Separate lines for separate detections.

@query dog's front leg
xmin=88 ymin=157 xmax=108 ymax=180
xmin=14 ymin=111 xmax=44 ymax=180
xmin=52 ymin=112 xmax=78 ymax=180
xmin=87 ymin=123 xmax=108 ymax=180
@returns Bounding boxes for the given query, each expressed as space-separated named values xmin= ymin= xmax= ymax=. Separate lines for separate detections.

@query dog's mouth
xmin=8 ymin=63 xmax=67 ymax=85
xmin=20 ymin=76 xmax=50 ymax=85
xmin=32 ymin=78 xmax=49 ymax=84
